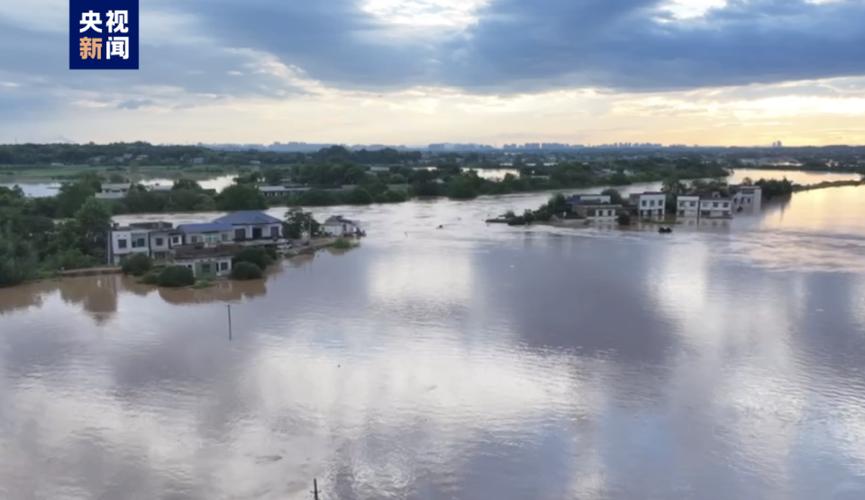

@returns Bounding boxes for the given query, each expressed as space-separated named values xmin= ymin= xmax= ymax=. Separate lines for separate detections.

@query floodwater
xmin=2 ymin=173 xmax=865 ymax=499
xmin=1 ymin=175 xmax=238 ymax=198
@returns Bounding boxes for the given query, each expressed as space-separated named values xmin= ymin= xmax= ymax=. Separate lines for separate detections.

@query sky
xmin=1 ymin=0 xmax=865 ymax=146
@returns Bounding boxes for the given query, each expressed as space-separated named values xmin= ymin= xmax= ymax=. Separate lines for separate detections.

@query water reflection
xmin=2 ymin=180 xmax=865 ymax=499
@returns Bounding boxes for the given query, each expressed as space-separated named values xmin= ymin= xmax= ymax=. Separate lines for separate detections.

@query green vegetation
xmin=216 ymin=184 xmax=267 ymax=211
xmin=755 ymin=178 xmax=795 ymax=199
xmin=232 ymin=247 xmax=273 ymax=270
xmin=283 ymin=210 xmax=320 ymax=239
xmin=121 ymin=254 xmax=153 ymax=276
xmin=154 ymin=266 xmax=195 ymax=288
xmin=230 ymin=262 xmax=264 ymax=280
xmin=0 ymin=184 xmax=112 ymax=287
xmin=332 ymin=237 xmax=354 ymax=250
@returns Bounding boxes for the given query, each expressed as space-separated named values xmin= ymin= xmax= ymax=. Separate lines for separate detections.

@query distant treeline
xmin=0 ymin=143 xmax=422 ymax=166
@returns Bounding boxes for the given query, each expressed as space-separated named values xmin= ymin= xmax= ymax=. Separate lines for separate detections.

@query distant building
xmin=258 ymin=185 xmax=311 ymax=198
xmin=629 ymin=192 xmax=666 ymax=219
xmin=322 ymin=216 xmax=362 ymax=237
xmin=566 ymin=194 xmax=612 ymax=211
xmin=96 ymin=183 xmax=131 ymax=200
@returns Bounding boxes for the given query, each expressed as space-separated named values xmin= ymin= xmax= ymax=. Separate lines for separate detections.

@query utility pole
xmin=312 ymin=478 xmax=320 ymax=500
xmin=226 ymin=304 xmax=233 ymax=341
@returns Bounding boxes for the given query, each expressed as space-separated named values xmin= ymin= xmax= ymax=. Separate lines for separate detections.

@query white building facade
xmin=676 ymin=195 xmax=701 ymax=217
xmin=630 ymin=192 xmax=667 ymax=218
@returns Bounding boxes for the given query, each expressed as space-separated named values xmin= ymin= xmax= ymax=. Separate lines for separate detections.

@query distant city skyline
xmin=2 ymin=1 xmax=865 ymax=145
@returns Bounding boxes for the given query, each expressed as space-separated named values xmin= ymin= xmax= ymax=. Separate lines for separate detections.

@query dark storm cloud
xmin=1 ymin=0 xmax=865 ymax=104
xmin=176 ymin=0 xmax=865 ymax=92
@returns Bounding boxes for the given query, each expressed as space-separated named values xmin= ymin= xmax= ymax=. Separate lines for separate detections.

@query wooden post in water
xmin=313 ymin=478 xmax=320 ymax=500
xmin=227 ymin=304 xmax=233 ymax=341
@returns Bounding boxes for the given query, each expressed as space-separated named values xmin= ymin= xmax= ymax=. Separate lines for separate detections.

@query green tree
xmin=121 ymin=254 xmax=153 ymax=276
xmin=283 ymin=210 xmax=320 ymax=239
xmin=74 ymin=198 xmax=112 ymax=261
xmin=601 ymin=188 xmax=624 ymax=205
xmin=232 ymin=247 xmax=273 ymax=270
xmin=216 ymin=184 xmax=267 ymax=211
xmin=172 ymin=178 xmax=202 ymax=191
xmin=230 ymin=262 xmax=263 ymax=280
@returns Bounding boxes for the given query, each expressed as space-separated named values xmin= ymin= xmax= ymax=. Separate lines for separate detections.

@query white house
xmin=212 ymin=211 xmax=283 ymax=243
xmin=732 ymin=186 xmax=763 ymax=213
xmin=629 ymin=192 xmax=666 ymax=218
xmin=572 ymin=204 xmax=620 ymax=223
xmin=108 ymin=222 xmax=175 ymax=265
xmin=96 ymin=183 xmax=131 ymax=200
xmin=699 ymin=197 xmax=733 ymax=218
xmin=322 ymin=216 xmax=362 ymax=237
xmin=676 ymin=195 xmax=701 ymax=217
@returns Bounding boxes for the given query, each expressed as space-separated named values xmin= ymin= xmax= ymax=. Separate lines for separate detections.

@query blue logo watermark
xmin=69 ymin=0 xmax=139 ymax=70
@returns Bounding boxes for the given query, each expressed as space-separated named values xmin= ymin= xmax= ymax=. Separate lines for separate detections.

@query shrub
xmin=332 ymin=237 xmax=353 ymax=250
xmin=121 ymin=253 xmax=152 ymax=276
xmin=140 ymin=269 xmax=161 ymax=285
xmin=156 ymin=266 xmax=195 ymax=287
xmin=230 ymin=261 xmax=263 ymax=280
xmin=232 ymin=247 xmax=272 ymax=269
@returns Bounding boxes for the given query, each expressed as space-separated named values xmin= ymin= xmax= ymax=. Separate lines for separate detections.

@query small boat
xmin=658 ymin=227 xmax=673 ymax=234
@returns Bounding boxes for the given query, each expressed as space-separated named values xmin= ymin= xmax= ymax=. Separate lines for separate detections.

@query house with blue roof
xmin=176 ymin=222 xmax=233 ymax=248
xmin=212 ymin=210 xmax=284 ymax=243
xmin=108 ymin=211 xmax=287 ymax=276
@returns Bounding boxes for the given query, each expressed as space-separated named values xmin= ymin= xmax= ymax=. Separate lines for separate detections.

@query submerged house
xmin=731 ymin=185 xmax=763 ymax=213
xmin=212 ymin=211 xmax=284 ymax=244
xmin=574 ymin=204 xmax=620 ymax=223
xmin=699 ymin=195 xmax=733 ymax=218
xmin=107 ymin=210 xmax=287 ymax=276
xmin=322 ymin=216 xmax=362 ymax=237
xmin=676 ymin=195 xmax=701 ymax=218
xmin=629 ymin=192 xmax=667 ymax=219
xmin=173 ymin=245 xmax=238 ymax=277
xmin=96 ymin=183 xmax=131 ymax=200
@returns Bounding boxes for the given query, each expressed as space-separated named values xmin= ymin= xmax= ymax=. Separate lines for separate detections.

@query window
xmin=172 ymin=236 xmax=181 ymax=245
xmin=201 ymin=263 xmax=212 ymax=274
xmin=133 ymin=238 xmax=146 ymax=248
xmin=155 ymin=237 xmax=164 ymax=246
xmin=191 ymin=235 xmax=201 ymax=244
xmin=713 ymin=202 xmax=719 ymax=208
xmin=118 ymin=239 xmax=128 ymax=249
xmin=221 ymin=233 xmax=229 ymax=242
xmin=235 ymin=228 xmax=246 ymax=240
xmin=690 ymin=201 xmax=696 ymax=207
xmin=641 ymin=200 xmax=647 ymax=207
xmin=220 ymin=262 xmax=229 ymax=271
xmin=270 ymin=226 xmax=279 ymax=238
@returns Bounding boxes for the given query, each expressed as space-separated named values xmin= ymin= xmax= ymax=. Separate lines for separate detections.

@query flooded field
xmin=1 ymin=171 xmax=865 ymax=499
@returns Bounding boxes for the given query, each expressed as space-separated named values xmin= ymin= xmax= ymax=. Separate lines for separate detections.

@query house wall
xmin=110 ymin=230 xmax=151 ymax=265
xmin=699 ymin=199 xmax=732 ymax=218
xmin=184 ymin=230 xmax=232 ymax=247
xmin=175 ymin=257 xmax=233 ymax=277
xmin=636 ymin=194 xmax=667 ymax=218
xmin=587 ymin=208 xmax=618 ymax=222
xmin=230 ymin=224 xmax=283 ymax=241
xmin=677 ymin=196 xmax=700 ymax=217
